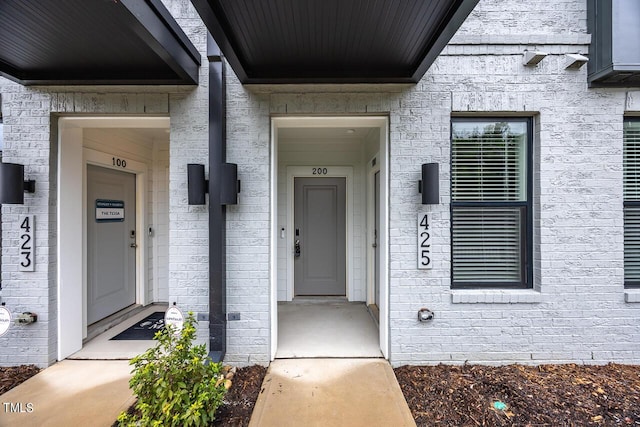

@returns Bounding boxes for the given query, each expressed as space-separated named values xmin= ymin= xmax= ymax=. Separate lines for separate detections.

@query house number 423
xmin=19 ymin=215 xmax=35 ymax=272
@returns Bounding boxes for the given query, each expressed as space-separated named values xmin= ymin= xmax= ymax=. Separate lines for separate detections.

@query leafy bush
xmin=118 ymin=312 xmax=230 ymax=427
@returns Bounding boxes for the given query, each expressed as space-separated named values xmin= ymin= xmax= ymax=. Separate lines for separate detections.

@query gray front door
xmin=294 ymin=177 xmax=346 ymax=296
xmin=87 ymin=165 xmax=136 ymax=325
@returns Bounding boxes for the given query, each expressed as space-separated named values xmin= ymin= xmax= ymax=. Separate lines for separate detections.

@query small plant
xmin=118 ymin=312 xmax=230 ymax=427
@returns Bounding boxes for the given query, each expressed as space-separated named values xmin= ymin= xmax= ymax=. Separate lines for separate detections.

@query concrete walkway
xmin=1 ymin=358 xmax=416 ymax=427
xmin=0 ymin=360 xmax=134 ymax=427
xmin=249 ymin=358 xmax=416 ymax=427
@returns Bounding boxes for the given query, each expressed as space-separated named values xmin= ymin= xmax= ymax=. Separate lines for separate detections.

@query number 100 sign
xmin=19 ymin=215 xmax=35 ymax=272
xmin=417 ymin=213 xmax=432 ymax=269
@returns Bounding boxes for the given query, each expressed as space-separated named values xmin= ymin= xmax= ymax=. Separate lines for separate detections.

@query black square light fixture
xmin=0 ymin=163 xmax=35 ymax=204
xmin=418 ymin=163 xmax=439 ymax=205
xmin=220 ymin=163 xmax=240 ymax=205
xmin=187 ymin=163 xmax=240 ymax=206
xmin=187 ymin=163 xmax=208 ymax=205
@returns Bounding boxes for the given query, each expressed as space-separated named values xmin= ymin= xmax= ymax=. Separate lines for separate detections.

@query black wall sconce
xmin=418 ymin=163 xmax=439 ymax=205
xmin=187 ymin=163 xmax=240 ymax=206
xmin=188 ymin=163 xmax=208 ymax=205
xmin=220 ymin=163 xmax=240 ymax=205
xmin=0 ymin=163 xmax=35 ymax=204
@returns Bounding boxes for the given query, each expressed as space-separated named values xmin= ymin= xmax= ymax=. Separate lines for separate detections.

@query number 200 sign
xmin=19 ymin=215 xmax=35 ymax=272
xmin=417 ymin=213 xmax=432 ymax=269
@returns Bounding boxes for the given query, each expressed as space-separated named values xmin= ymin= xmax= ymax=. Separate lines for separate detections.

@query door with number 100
xmin=87 ymin=165 xmax=137 ymax=324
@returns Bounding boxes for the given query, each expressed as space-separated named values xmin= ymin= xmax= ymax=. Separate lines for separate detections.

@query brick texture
xmin=0 ymin=0 xmax=209 ymax=366
xmin=2 ymin=0 xmax=640 ymax=368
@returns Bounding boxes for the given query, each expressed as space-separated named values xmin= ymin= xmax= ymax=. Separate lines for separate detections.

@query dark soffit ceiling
xmin=0 ymin=0 xmax=201 ymax=86
xmin=191 ymin=0 xmax=479 ymax=84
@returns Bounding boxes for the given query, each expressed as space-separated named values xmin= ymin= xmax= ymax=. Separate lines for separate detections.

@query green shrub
xmin=117 ymin=312 xmax=229 ymax=427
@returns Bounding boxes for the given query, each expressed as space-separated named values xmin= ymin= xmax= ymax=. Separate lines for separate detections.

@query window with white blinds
xmin=624 ymin=118 xmax=640 ymax=288
xmin=451 ymin=119 xmax=531 ymax=288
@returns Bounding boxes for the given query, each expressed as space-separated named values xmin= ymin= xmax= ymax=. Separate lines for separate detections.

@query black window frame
xmin=624 ymin=117 xmax=640 ymax=289
xmin=0 ymin=113 xmax=3 ymax=291
xmin=450 ymin=117 xmax=534 ymax=289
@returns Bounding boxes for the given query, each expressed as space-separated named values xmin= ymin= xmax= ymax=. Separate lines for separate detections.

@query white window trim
xmin=451 ymin=289 xmax=542 ymax=304
xmin=625 ymin=290 xmax=640 ymax=303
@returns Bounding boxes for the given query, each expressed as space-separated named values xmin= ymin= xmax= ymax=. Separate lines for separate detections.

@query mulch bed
xmin=394 ymin=363 xmax=640 ymax=426
xmin=213 ymin=365 xmax=267 ymax=426
xmin=0 ymin=365 xmax=40 ymax=395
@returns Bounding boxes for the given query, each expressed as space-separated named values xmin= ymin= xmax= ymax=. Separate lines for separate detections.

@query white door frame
xmin=57 ymin=116 xmax=167 ymax=360
xmin=367 ymin=153 xmax=381 ymax=306
xmin=270 ymin=116 xmax=390 ymax=360
xmin=286 ymin=166 xmax=353 ymax=301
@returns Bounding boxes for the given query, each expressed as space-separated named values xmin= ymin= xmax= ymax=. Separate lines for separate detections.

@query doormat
xmin=110 ymin=312 xmax=165 ymax=340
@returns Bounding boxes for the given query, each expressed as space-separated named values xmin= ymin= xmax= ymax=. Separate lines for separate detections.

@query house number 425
xmin=417 ymin=213 xmax=432 ymax=270
xmin=19 ymin=215 xmax=35 ymax=272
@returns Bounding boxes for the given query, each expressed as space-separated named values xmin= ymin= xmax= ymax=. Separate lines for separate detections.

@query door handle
xmin=130 ymin=243 xmax=138 ymax=248
xmin=294 ymin=239 xmax=301 ymax=257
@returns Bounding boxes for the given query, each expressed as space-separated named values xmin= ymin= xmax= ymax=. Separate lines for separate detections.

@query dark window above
xmin=587 ymin=0 xmax=640 ymax=87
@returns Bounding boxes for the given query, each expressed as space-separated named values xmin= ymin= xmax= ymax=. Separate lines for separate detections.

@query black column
xmin=208 ymin=34 xmax=226 ymax=361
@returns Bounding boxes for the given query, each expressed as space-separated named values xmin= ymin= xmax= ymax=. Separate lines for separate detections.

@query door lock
xmin=294 ymin=239 xmax=301 ymax=257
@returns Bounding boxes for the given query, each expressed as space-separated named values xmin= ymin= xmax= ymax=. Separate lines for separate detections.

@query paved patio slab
xmin=277 ymin=301 xmax=382 ymax=358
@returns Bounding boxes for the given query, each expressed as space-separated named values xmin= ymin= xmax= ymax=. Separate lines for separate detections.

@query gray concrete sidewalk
xmin=249 ymin=358 xmax=416 ymax=427
xmin=1 ymin=358 xmax=416 ymax=427
xmin=0 ymin=360 xmax=134 ymax=427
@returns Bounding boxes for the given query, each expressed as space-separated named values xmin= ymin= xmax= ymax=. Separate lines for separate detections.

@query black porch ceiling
xmin=191 ymin=0 xmax=479 ymax=84
xmin=0 ymin=0 xmax=201 ymax=86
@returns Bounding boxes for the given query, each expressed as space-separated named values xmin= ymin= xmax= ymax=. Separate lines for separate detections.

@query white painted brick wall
xmin=0 ymin=85 xmax=57 ymax=366
xmin=225 ymin=0 xmax=640 ymax=366
xmin=0 ymin=0 xmax=209 ymax=367
xmin=224 ymin=72 xmax=271 ymax=365
xmin=2 ymin=0 xmax=639 ymax=368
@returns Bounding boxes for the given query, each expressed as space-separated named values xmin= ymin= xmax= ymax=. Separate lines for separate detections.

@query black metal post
xmin=208 ymin=34 xmax=226 ymax=361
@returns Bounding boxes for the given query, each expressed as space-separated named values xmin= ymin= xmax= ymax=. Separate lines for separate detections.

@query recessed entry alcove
xmin=57 ymin=116 xmax=170 ymax=360
xmin=270 ymin=116 xmax=390 ymax=359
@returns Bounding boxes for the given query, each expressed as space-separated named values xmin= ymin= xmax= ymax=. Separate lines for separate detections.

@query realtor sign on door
xmin=95 ymin=199 xmax=125 ymax=222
